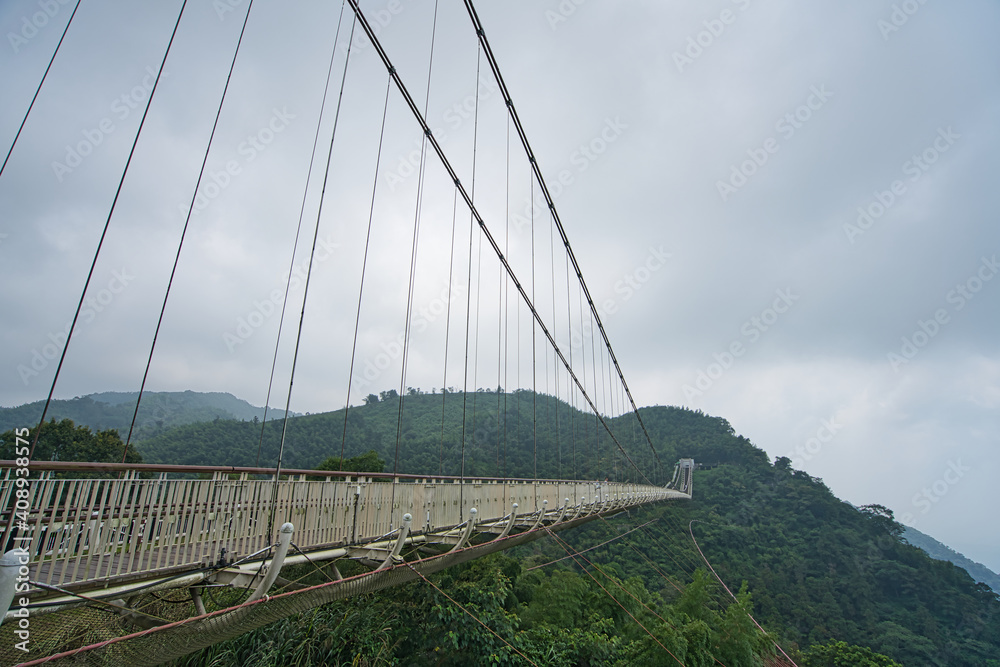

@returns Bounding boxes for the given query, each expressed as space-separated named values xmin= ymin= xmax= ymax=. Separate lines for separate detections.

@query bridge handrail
xmin=0 ymin=460 xmax=647 ymax=485
xmin=0 ymin=467 xmax=680 ymax=596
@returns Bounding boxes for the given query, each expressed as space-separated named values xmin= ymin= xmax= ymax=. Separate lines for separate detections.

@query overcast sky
xmin=2 ymin=1 xmax=998 ymax=573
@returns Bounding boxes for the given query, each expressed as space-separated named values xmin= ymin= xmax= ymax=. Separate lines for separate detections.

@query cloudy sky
xmin=2 ymin=1 xmax=998 ymax=572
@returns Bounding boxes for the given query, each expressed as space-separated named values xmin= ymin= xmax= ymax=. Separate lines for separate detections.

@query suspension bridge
xmin=1 ymin=1 xmax=695 ymax=664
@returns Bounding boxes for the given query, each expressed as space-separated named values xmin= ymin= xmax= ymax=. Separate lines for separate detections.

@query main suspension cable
xmin=344 ymin=0 xmax=652 ymax=485
xmin=461 ymin=0 xmax=662 ymax=479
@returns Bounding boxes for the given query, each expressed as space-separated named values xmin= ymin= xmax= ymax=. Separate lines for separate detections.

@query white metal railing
xmin=1 ymin=465 xmax=689 ymax=592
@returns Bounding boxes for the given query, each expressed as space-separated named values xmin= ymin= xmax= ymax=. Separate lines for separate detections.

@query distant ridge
xmin=0 ymin=391 xmax=298 ymax=440
xmin=904 ymin=525 xmax=1000 ymax=594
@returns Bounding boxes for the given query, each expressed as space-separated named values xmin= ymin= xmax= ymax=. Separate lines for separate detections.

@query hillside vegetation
xmin=9 ymin=390 xmax=998 ymax=664
xmin=126 ymin=390 xmax=1000 ymax=665
xmin=135 ymin=389 xmax=639 ymax=480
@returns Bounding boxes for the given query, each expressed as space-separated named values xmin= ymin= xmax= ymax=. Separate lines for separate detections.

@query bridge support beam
xmin=190 ymin=588 xmax=207 ymax=616
xmin=448 ymin=508 xmax=477 ymax=553
xmin=555 ymin=498 xmax=570 ymax=524
xmin=529 ymin=500 xmax=548 ymax=531
xmin=376 ymin=514 xmax=412 ymax=571
xmin=494 ymin=503 xmax=518 ymax=540
xmin=247 ymin=522 xmax=294 ymax=603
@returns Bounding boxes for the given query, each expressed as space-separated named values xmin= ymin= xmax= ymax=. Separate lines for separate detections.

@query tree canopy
xmin=0 ymin=418 xmax=141 ymax=467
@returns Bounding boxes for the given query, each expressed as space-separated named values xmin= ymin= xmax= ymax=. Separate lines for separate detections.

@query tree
xmin=315 ymin=449 xmax=386 ymax=474
xmin=803 ymin=640 xmax=903 ymax=667
xmin=362 ymin=393 xmax=379 ymax=405
xmin=0 ymin=419 xmax=141 ymax=466
xmin=858 ymin=504 xmax=904 ymax=539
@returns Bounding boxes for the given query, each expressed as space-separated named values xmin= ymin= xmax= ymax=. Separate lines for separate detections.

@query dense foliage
xmin=176 ymin=554 xmax=780 ymax=666
xmin=802 ymin=640 xmax=903 ymax=667
xmin=659 ymin=464 xmax=1000 ymax=665
xmin=0 ymin=418 xmax=141 ymax=466
xmin=315 ymin=449 xmax=386 ymax=473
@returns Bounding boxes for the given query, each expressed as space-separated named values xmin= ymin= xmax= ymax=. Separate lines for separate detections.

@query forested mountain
xmin=0 ymin=391 xmax=294 ymax=441
xmin=134 ymin=389 xmax=631 ymax=479
xmin=127 ymin=390 xmax=1000 ymax=665
xmin=11 ymin=391 xmax=996 ymax=663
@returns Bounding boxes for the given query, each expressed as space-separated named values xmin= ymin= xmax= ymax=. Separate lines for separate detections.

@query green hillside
xmin=0 ymin=391 xmax=293 ymax=441
xmin=134 ymin=390 xmax=1000 ymax=665
xmin=134 ymin=389 xmax=648 ymax=481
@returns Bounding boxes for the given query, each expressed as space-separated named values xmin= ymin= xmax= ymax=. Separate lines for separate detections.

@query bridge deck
xmin=1 ymin=463 xmax=692 ymax=598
